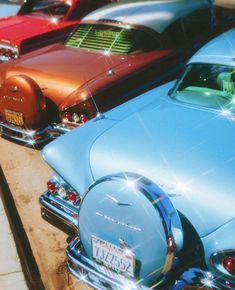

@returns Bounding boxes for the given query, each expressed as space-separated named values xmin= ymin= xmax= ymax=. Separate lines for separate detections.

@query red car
xmin=0 ymin=0 xmax=234 ymax=146
xmin=0 ymin=0 xmax=116 ymax=62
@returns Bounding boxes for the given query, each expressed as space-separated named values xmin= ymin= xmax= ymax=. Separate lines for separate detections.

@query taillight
xmin=211 ymin=250 xmax=235 ymax=283
xmin=223 ymin=256 xmax=235 ymax=275
xmin=72 ymin=113 xmax=80 ymax=123
xmin=47 ymin=179 xmax=79 ymax=204
xmin=62 ymin=111 xmax=88 ymax=124
xmin=67 ymin=191 xmax=78 ymax=203
xmin=63 ymin=112 xmax=72 ymax=122
xmin=57 ymin=187 xmax=67 ymax=199
xmin=47 ymin=181 xmax=57 ymax=193
xmin=80 ymin=114 xmax=88 ymax=123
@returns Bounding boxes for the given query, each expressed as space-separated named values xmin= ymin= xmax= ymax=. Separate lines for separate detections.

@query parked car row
xmin=0 ymin=0 xmax=205 ymax=144
xmin=1 ymin=0 xmax=235 ymax=289
xmin=42 ymin=27 xmax=235 ymax=289
xmin=1 ymin=0 xmax=235 ymax=146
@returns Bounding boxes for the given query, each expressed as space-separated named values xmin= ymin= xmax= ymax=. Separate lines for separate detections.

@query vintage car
xmin=0 ymin=0 xmax=21 ymax=18
xmin=41 ymin=28 xmax=235 ymax=289
xmin=0 ymin=0 xmax=232 ymax=146
xmin=0 ymin=0 xmax=115 ymax=63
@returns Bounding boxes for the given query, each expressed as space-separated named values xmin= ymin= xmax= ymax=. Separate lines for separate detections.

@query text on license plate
xmin=5 ymin=110 xmax=24 ymax=126
xmin=91 ymin=235 xmax=135 ymax=277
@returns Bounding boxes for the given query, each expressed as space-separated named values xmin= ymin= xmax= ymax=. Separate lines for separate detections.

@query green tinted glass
xmin=172 ymin=63 xmax=235 ymax=110
xmin=65 ymin=24 xmax=159 ymax=54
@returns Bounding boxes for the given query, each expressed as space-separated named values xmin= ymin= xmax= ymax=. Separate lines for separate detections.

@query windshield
xmin=65 ymin=24 xmax=160 ymax=54
xmin=171 ymin=63 xmax=235 ymax=111
xmin=26 ymin=0 xmax=70 ymax=19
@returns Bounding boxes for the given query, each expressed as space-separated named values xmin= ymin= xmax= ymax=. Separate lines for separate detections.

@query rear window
xmin=65 ymin=24 xmax=160 ymax=54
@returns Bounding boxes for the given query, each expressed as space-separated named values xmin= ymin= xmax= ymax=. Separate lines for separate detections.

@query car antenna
xmin=84 ymin=82 xmax=105 ymax=121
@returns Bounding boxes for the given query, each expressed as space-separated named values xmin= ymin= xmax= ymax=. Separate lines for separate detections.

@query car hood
xmin=89 ymin=89 xmax=235 ymax=238
xmin=2 ymin=44 xmax=135 ymax=106
xmin=0 ymin=15 xmax=56 ymax=46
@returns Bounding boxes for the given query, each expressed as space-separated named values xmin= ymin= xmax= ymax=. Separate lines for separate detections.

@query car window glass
xmin=28 ymin=0 xmax=70 ymax=18
xmin=171 ymin=63 xmax=235 ymax=111
xmin=65 ymin=24 xmax=160 ymax=54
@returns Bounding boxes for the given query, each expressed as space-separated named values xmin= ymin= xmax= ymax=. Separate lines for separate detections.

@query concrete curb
xmin=0 ymin=166 xmax=44 ymax=290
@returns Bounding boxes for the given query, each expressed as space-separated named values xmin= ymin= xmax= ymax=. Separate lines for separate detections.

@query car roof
xmin=189 ymin=28 xmax=235 ymax=66
xmin=83 ymin=0 xmax=213 ymax=34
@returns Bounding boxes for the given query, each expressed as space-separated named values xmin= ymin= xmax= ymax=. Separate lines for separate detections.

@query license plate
xmin=5 ymin=110 xmax=24 ymax=126
xmin=91 ymin=236 xmax=135 ymax=277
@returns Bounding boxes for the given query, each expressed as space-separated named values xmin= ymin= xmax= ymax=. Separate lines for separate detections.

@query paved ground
xmin=0 ymin=138 xmax=89 ymax=290
xmin=0 ymin=195 xmax=28 ymax=290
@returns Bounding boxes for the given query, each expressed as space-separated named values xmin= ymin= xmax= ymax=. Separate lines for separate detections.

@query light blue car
xmin=42 ymin=28 xmax=235 ymax=289
xmin=0 ymin=0 xmax=21 ymax=18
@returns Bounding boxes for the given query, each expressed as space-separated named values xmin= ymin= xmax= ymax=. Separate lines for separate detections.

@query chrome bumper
xmin=0 ymin=121 xmax=53 ymax=145
xmin=0 ymin=121 xmax=78 ymax=145
xmin=39 ymin=191 xmax=79 ymax=237
xmin=67 ymin=238 xmax=148 ymax=290
xmin=67 ymin=238 xmax=232 ymax=290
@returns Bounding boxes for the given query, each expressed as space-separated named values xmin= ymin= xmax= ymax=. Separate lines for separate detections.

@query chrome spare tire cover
xmin=79 ymin=173 xmax=183 ymax=287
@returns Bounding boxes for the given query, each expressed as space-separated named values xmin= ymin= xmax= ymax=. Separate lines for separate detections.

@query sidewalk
xmin=0 ymin=195 xmax=28 ymax=290
xmin=0 ymin=163 xmax=44 ymax=290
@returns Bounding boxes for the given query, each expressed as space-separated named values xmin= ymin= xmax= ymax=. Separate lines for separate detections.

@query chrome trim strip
xmin=171 ymin=268 xmax=220 ymax=290
xmin=0 ymin=121 xmax=53 ymax=144
xmin=40 ymin=195 xmax=78 ymax=225
xmin=39 ymin=192 xmax=79 ymax=231
xmin=0 ymin=43 xmax=19 ymax=62
xmin=0 ymin=121 xmax=80 ymax=144
xmin=0 ymin=43 xmax=18 ymax=51
xmin=40 ymin=206 xmax=78 ymax=237
xmin=67 ymin=239 xmax=224 ymax=290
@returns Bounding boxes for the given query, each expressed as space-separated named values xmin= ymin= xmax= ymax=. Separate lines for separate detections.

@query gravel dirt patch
xmin=0 ymin=138 xmax=90 ymax=290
